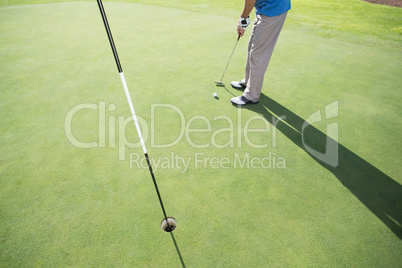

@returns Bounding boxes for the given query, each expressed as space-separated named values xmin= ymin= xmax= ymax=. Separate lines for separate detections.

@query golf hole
xmin=161 ymin=217 xmax=177 ymax=232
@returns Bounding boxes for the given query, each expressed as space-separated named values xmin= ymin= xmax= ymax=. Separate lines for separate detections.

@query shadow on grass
xmin=240 ymin=93 xmax=402 ymax=239
xmin=215 ymin=83 xmax=236 ymax=97
xmin=170 ymin=232 xmax=186 ymax=267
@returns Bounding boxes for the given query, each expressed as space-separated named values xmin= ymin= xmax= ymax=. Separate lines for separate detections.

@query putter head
xmin=215 ymin=81 xmax=224 ymax=87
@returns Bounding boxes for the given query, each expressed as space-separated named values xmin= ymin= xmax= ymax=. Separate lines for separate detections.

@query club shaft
xmin=97 ymin=0 xmax=170 ymax=227
xmin=220 ymin=35 xmax=240 ymax=81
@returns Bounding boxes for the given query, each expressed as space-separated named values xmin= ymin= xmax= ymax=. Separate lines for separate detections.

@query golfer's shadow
xmin=243 ymin=94 xmax=402 ymax=239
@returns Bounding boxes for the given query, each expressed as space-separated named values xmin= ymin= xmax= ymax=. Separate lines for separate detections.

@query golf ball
xmin=213 ymin=92 xmax=217 ymax=97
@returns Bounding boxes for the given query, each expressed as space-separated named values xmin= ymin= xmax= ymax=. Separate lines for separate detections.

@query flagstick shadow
xmin=241 ymin=93 xmax=402 ymax=239
xmin=170 ymin=232 xmax=186 ymax=268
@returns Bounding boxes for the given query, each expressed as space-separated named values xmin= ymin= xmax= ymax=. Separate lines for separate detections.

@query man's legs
xmin=242 ymin=12 xmax=287 ymax=102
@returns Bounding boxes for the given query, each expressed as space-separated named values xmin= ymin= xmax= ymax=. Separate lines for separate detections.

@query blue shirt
xmin=255 ymin=0 xmax=291 ymax=17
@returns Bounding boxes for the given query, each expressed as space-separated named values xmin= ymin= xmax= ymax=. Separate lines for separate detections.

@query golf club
xmin=96 ymin=0 xmax=176 ymax=232
xmin=215 ymin=34 xmax=241 ymax=86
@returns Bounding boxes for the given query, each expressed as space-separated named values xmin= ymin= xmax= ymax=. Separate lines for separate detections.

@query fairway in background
xmin=1 ymin=0 xmax=401 ymax=50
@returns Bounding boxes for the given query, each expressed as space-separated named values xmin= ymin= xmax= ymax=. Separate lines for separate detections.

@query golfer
xmin=231 ymin=0 xmax=291 ymax=106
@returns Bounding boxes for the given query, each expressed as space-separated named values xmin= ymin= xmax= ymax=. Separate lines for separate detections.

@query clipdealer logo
xmin=129 ymin=152 xmax=286 ymax=173
xmin=64 ymin=101 xmax=339 ymax=170
xmin=302 ymin=101 xmax=339 ymax=167
xmin=64 ymin=102 xmax=284 ymax=155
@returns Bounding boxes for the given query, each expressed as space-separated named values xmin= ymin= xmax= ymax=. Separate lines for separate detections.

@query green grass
xmin=0 ymin=0 xmax=401 ymax=267
xmin=1 ymin=0 xmax=401 ymax=50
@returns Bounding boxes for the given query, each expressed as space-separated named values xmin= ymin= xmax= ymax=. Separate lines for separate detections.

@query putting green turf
xmin=1 ymin=1 xmax=401 ymax=267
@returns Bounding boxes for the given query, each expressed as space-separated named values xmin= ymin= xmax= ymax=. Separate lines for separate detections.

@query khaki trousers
xmin=243 ymin=12 xmax=288 ymax=102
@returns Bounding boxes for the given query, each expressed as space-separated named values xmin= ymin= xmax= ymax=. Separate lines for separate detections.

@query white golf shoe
xmin=230 ymin=95 xmax=258 ymax=106
xmin=231 ymin=81 xmax=247 ymax=90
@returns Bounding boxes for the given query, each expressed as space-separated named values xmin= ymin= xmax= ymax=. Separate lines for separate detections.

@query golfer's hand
xmin=237 ymin=17 xmax=249 ymax=38
xmin=237 ymin=24 xmax=245 ymax=37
